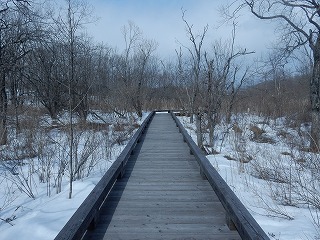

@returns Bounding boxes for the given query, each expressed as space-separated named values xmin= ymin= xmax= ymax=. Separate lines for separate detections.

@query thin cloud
xmin=88 ymin=0 xmax=276 ymax=58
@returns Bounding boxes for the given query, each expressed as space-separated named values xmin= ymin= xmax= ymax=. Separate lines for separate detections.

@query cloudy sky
xmin=86 ymin=0 xmax=276 ymax=59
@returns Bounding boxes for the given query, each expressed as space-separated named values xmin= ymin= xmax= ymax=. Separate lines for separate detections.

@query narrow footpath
xmin=84 ymin=113 xmax=241 ymax=240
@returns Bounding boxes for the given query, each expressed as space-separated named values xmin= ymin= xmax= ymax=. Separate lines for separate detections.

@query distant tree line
xmin=0 ymin=0 xmax=315 ymax=152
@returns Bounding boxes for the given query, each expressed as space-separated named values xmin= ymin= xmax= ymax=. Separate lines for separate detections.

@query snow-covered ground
xmin=1 ymin=172 xmax=109 ymax=239
xmin=179 ymin=114 xmax=319 ymax=240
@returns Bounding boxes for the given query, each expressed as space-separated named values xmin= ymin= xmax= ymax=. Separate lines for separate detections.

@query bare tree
xmin=180 ymin=9 xmax=208 ymax=150
xmin=27 ymin=41 xmax=67 ymax=121
xmin=117 ymin=21 xmax=158 ymax=117
xmin=0 ymin=0 xmax=36 ymax=144
xmin=53 ymin=0 xmax=93 ymax=198
xmin=72 ymin=38 xmax=94 ymax=121
xmin=259 ymin=51 xmax=290 ymax=119
xmin=219 ymin=24 xmax=253 ymax=124
xmin=132 ymin=39 xmax=158 ymax=117
xmin=114 ymin=21 xmax=141 ymax=115
xmin=199 ymin=23 xmax=252 ymax=150
xmin=228 ymin=0 xmax=319 ymax=150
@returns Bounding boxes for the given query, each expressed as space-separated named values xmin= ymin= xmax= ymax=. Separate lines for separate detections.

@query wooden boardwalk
xmin=84 ymin=113 xmax=241 ymax=240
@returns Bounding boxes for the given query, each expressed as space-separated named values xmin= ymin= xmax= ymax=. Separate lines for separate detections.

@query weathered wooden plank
xmin=104 ymin=195 xmax=219 ymax=202
xmin=98 ymin=216 xmax=228 ymax=226
xmin=94 ymin=224 xmax=237 ymax=236
xmin=95 ymin=223 xmax=235 ymax=231
xmin=99 ymin=208 xmax=227 ymax=218
xmin=100 ymin=233 xmax=240 ymax=240
xmin=100 ymin=200 xmax=222 ymax=208
xmin=124 ymin=165 xmax=197 ymax=170
xmin=110 ymin=183 xmax=213 ymax=191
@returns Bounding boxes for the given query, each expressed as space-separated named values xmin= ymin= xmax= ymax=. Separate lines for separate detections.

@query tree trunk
xmin=136 ymin=80 xmax=143 ymax=118
xmin=76 ymin=96 xmax=88 ymax=122
xmin=68 ymin=86 xmax=74 ymax=199
xmin=189 ymin=113 xmax=194 ymax=123
xmin=208 ymin=112 xmax=214 ymax=147
xmin=196 ymin=113 xmax=203 ymax=150
xmin=310 ymin=36 xmax=320 ymax=151
xmin=0 ymin=71 xmax=7 ymax=145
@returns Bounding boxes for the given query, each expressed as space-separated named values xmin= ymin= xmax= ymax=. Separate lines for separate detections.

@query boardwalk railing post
xmin=226 ymin=214 xmax=237 ymax=231
xmin=88 ymin=209 xmax=99 ymax=230
xmin=117 ymin=162 xmax=124 ymax=179
xmin=200 ymin=167 xmax=207 ymax=180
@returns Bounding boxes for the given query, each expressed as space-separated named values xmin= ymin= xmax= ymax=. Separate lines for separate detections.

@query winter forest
xmin=0 ymin=0 xmax=320 ymax=239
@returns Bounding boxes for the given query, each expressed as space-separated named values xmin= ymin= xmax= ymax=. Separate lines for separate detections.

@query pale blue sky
xmin=87 ymin=0 xmax=275 ymax=59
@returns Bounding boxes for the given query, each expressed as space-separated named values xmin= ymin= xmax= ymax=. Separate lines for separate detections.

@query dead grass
xmin=224 ymin=155 xmax=236 ymax=161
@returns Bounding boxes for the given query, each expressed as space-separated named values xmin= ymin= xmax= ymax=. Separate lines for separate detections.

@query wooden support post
xmin=226 ymin=214 xmax=237 ymax=231
xmin=200 ymin=167 xmax=207 ymax=180
xmin=117 ymin=162 xmax=125 ymax=179
xmin=88 ymin=210 xmax=99 ymax=230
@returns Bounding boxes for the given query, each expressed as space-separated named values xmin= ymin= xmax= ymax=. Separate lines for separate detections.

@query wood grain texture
xmin=83 ymin=113 xmax=241 ymax=240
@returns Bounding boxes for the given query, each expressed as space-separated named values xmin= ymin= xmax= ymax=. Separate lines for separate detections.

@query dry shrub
xmin=2 ymin=116 xmax=41 ymax=160
xmin=224 ymin=155 xmax=236 ymax=161
xmin=113 ymin=122 xmax=140 ymax=132
xmin=234 ymin=74 xmax=310 ymax=122
xmin=76 ymin=122 xmax=109 ymax=132
xmin=250 ymin=125 xmax=265 ymax=138
xmin=232 ymin=123 xmax=243 ymax=134
xmin=277 ymin=129 xmax=289 ymax=138
xmin=175 ymin=112 xmax=191 ymax=117
xmin=249 ymin=125 xmax=276 ymax=144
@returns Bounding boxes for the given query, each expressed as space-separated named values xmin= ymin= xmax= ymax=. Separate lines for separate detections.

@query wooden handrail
xmin=54 ymin=111 xmax=155 ymax=240
xmin=170 ymin=111 xmax=270 ymax=240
